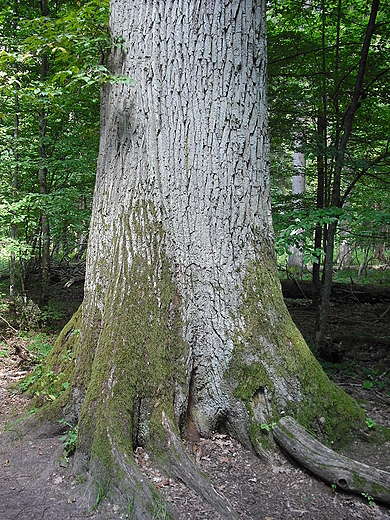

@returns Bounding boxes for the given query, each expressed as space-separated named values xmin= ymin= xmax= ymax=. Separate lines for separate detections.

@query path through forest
xmin=0 ymin=297 xmax=390 ymax=519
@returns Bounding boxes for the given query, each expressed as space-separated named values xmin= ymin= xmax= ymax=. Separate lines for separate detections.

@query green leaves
xmin=273 ymin=195 xmax=390 ymax=267
xmin=268 ymin=0 xmax=390 ymax=274
xmin=59 ymin=420 xmax=79 ymax=456
xmin=0 ymin=0 xmax=110 ymax=274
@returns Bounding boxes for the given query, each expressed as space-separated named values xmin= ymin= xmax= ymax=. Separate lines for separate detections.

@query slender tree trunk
xmin=33 ymin=1 xmax=364 ymax=515
xmin=38 ymin=0 xmax=50 ymax=305
xmin=313 ymin=2 xmax=328 ymax=313
xmin=334 ymin=1 xmax=351 ymax=269
xmin=316 ymin=0 xmax=379 ymax=346
xmin=337 ymin=200 xmax=352 ymax=268
xmin=313 ymin=117 xmax=325 ymax=310
xmin=39 ymin=67 xmax=50 ymax=306
xmin=10 ymin=0 xmax=19 ymax=300
xmin=10 ymin=87 xmax=19 ymax=300
xmin=288 ymin=137 xmax=306 ymax=272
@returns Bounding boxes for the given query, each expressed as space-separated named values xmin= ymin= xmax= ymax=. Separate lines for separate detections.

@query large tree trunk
xmin=33 ymin=0 xmax=364 ymax=516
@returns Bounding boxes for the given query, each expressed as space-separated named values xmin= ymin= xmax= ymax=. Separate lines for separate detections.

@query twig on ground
xmin=375 ymin=303 xmax=390 ymax=323
xmin=14 ymin=344 xmax=30 ymax=362
xmin=0 ymin=315 xmax=19 ymax=334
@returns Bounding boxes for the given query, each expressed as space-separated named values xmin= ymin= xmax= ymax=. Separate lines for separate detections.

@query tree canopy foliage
xmin=267 ymin=0 xmax=390 ymax=344
xmin=0 ymin=0 xmax=110 ymax=299
xmin=268 ymin=0 xmax=390 ymax=266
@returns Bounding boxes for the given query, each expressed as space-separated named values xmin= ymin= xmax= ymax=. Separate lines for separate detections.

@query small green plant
xmin=59 ymin=419 xmax=79 ymax=456
xmin=93 ymin=479 xmax=110 ymax=510
xmin=127 ymin=494 xmax=137 ymax=519
xmin=19 ymin=359 xmax=69 ymax=402
xmin=260 ymin=422 xmax=277 ymax=432
xmin=149 ymin=490 xmax=173 ymax=520
xmin=361 ymin=492 xmax=375 ymax=506
xmin=22 ymin=332 xmax=55 ymax=358
xmin=0 ymin=346 xmax=10 ymax=357
xmin=40 ymin=303 xmax=66 ymax=327
xmin=76 ymin=473 xmax=86 ymax=484
xmin=361 ymin=368 xmax=389 ymax=394
xmin=17 ymin=331 xmax=66 ymax=402
xmin=365 ymin=417 xmax=377 ymax=429
xmin=331 ymin=483 xmax=337 ymax=492
xmin=19 ymin=365 xmax=42 ymax=392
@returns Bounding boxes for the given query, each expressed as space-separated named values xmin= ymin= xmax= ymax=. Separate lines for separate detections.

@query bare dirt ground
xmin=1 ymin=294 xmax=390 ymax=519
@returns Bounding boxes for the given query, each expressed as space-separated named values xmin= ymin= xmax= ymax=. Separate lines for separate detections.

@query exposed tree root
xmin=85 ymin=454 xmax=172 ymax=519
xmin=73 ymin=411 xmax=239 ymax=519
xmin=273 ymin=416 xmax=390 ymax=506
xmin=160 ymin=412 xmax=239 ymax=520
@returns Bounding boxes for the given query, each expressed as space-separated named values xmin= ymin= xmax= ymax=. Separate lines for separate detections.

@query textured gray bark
xmin=48 ymin=0 xmax=364 ymax=515
xmin=84 ymin=0 xmax=270 ymax=438
xmin=288 ymin=142 xmax=306 ymax=270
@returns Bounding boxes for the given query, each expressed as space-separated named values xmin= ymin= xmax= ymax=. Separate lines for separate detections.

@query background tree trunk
xmin=337 ymin=202 xmax=352 ymax=268
xmin=36 ymin=0 xmax=364 ymax=515
xmin=288 ymin=138 xmax=306 ymax=272
xmin=9 ymin=0 xmax=19 ymax=300
xmin=38 ymin=0 xmax=50 ymax=306
xmin=315 ymin=0 xmax=379 ymax=347
xmin=10 ymin=86 xmax=19 ymax=300
xmin=313 ymin=115 xmax=326 ymax=310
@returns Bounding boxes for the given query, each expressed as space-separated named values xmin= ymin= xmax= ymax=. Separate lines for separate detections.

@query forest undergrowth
xmin=0 ymin=269 xmax=390 ymax=519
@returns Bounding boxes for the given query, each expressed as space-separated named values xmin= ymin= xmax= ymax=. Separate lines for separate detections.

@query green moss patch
xmin=229 ymin=254 xmax=365 ymax=449
xmin=77 ymin=201 xmax=188 ymax=476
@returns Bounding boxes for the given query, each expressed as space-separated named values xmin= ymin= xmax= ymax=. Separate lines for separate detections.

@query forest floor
xmin=0 ymin=282 xmax=390 ymax=519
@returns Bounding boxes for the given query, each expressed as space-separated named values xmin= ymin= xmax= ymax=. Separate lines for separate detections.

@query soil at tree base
xmin=0 ymin=296 xmax=390 ymax=519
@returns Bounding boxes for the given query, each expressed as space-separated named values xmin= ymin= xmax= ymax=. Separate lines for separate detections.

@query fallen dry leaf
xmin=156 ymin=479 xmax=170 ymax=488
